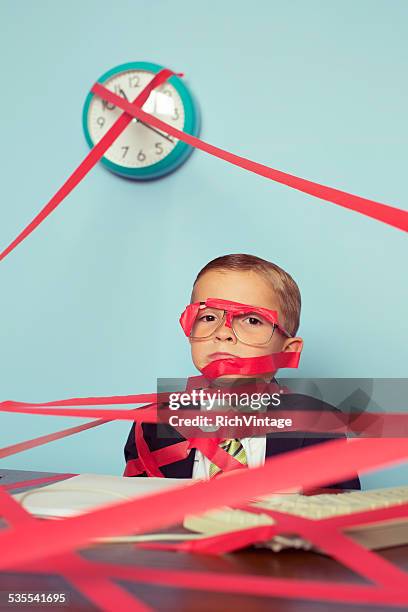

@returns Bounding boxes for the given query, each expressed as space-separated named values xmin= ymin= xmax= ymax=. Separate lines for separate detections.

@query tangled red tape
xmin=1 ymin=67 xmax=407 ymax=609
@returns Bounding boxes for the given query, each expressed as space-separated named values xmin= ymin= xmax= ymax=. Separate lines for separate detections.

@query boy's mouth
xmin=207 ymin=351 xmax=237 ymax=361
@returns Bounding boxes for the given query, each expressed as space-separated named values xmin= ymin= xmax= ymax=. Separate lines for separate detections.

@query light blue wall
xmin=0 ymin=0 xmax=407 ymax=488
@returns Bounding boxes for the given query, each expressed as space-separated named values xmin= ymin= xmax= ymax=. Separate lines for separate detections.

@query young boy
xmin=124 ymin=253 xmax=360 ymax=489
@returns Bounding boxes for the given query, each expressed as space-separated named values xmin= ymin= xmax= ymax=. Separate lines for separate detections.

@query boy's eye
xmin=199 ymin=314 xmax=216 ymax=322
xmin=243 ymin=315 xmax=264 ymax=326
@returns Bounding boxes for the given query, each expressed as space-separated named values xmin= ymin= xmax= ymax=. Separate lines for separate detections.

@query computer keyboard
xmin=255 ymin=486 xmax=408 ymax=518
xmin=184 ymin=486 xmax=408 ymax=551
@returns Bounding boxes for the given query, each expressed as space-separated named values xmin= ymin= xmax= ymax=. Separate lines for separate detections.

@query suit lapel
xmin=265 ymin=378 xmax=305 ymax=458
xmin=160 ymin=446 xmax=196 ymax=478
xmin=265 ymin=435 xmax=304 ymax=458
xmin=160 ymin=379 xmax=304 ymax=473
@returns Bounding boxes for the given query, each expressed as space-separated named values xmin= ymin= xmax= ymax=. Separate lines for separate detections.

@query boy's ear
xmin=283 ymin=336 xmax=303 ymax=353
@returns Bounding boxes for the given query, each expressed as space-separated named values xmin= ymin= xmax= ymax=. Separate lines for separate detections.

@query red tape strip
xmin=0 ymin=68 xmax=177 ymax=262
xmin=18 ymin=553 xmax=408 ymax=607
xmin=91 ymin=82 xmax=408 ymax=233
xmin=201 ymin=351 xmax=300 ymax=378
xmin=1 ymin=63 xmax=407 ymax=608
xmin=1 ymin=67 xmax=406 ymax=263
xmin=0 ymin=474 xmax=76 ymax=491
xmin=0 ymin=437 xmax=407 ymax=570
xmin=1 ymin=436 xmax=408 ymax=608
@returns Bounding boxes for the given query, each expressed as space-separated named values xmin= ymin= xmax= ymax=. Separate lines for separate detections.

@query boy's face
xmin=190 ymin=269 xmax=303 ymax=379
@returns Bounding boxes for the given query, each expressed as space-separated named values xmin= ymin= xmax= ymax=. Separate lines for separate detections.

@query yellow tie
xmin=209 ymin=439 xmax=248 ymax=478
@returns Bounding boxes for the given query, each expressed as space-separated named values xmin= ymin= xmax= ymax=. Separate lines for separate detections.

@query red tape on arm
xmin=134 ymin=420 xmax=163 ymax=477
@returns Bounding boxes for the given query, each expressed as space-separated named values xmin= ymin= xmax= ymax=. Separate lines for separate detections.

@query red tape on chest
xmin=128 ymin=418 xmax=246 ymax=478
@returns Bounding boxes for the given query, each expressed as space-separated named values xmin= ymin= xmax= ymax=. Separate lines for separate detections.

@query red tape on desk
xmin=0 ymin=386 xmax=407 ymax=609
xmin=1 ymin=437 xmax=408 ymax=608
xmin=19 ymin=553 xmax=408 ymax=608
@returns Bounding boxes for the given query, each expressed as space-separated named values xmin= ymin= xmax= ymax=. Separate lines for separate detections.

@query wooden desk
xmin=1 ymin=469 xmax=407 ymax=611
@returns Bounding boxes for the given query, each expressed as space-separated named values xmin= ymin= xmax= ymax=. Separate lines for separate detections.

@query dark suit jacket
xmin=124 ymin=391 xmax=361 ymax=490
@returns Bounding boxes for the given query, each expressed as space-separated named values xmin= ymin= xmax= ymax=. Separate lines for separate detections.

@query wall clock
xmin=82 ymin=61 xmax=200 ymax=179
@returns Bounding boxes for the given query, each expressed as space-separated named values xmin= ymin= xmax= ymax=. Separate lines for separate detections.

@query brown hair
xmin=192 ymin=254 xmax=301 ymax=337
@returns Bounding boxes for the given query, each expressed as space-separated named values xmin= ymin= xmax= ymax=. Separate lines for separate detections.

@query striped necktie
xmin=209 ymin=439 xmax=248 ymax=478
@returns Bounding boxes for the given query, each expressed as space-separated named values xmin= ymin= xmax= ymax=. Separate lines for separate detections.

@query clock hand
xmin=118 ymin=88 xmax=174 ymax=143
xmin=137 ymin=121 xmax=174 ymax=143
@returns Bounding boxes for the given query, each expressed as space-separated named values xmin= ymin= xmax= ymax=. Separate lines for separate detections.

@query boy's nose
xmin=215 ymin=322 xmax=237 ymax=343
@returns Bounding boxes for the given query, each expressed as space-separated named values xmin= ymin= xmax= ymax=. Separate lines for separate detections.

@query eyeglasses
xmin=179 ymin=298 xmax=292 ymax=347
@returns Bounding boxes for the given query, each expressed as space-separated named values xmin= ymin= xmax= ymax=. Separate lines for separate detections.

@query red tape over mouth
xmin=201 ymin=351 xmax=300 ymax=378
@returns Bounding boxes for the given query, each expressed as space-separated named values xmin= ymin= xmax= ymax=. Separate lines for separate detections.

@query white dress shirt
xmin=191 ymin=376 xmax=279 ymax=480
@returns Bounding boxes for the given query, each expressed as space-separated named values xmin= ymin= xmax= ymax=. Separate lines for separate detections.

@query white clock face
xmin=87 ymin=69 xmax=185 ymax=168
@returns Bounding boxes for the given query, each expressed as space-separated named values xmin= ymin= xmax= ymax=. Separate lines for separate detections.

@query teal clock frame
xmin=82 ymin=61 xmax=200 ymax=180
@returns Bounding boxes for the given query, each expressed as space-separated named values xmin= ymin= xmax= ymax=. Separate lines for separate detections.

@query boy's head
xmin=186 ymin=253 xmax=303 ymax=379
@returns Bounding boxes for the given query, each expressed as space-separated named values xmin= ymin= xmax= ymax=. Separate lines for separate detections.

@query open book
xmin=184 ymin=486 xmax=408 ymax=551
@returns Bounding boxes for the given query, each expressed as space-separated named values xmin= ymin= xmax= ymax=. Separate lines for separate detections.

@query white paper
xmin=13 ymin=473 xmax=194 ymax=518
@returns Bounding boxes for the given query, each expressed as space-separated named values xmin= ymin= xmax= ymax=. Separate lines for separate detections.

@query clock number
xmin=172 ymin=107 xmax=180 ymax=121
xmin=137 ymin=150 xmax=146 ymax=162
xmin=102 ymin=99 xmax=115 ymax=111
xmin=97 ymin=116 xmax=105 ymax=128
xmin=155 ymin=142 xmax=163 ymax=155
xmin=121 ymin=146 xmax=129 ymax=159
xmin=129 ymin=74 xmax=140 ymax=88
xmin=114 ymin=84 xmax=130 ymax=102
xmin=163 ymin=88 xmax=172 ymax=96
xmin=101 ymin=84 xmax=122 ymax=111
